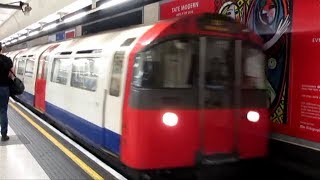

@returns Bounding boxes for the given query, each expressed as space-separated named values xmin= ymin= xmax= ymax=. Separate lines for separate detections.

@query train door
xmin=198 ymin=37 xmax=242 ymax=163
xmin=35 ymin=44 xmax=60 ymax=112
xmin=16 ymin=56 xmax=27 ymax=82
xmin=104 ymin=49 xmax=127 ymax=154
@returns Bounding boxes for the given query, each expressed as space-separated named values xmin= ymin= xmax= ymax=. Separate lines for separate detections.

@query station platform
xmin=2 ymin=98 xmax=317 ymax=180
xmin=0 ymin=98 xmax=126 ymax=180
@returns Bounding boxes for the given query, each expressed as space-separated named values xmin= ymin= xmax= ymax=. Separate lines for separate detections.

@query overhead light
xmin=18 ymin=36 xmax=27 ymax=41
xmin=27 ymin=23 xmax=41 ymax=31
xmin=11 ymin=34 xmax=19 ymax=39
xmin=11 ymin=39 xmax=17 ymax=43
xmin=64 ymin=12 xmax=87 ymax=23
xmin=43 ymin=23 xmax=58 ymax=31
xmin=29 ymin=31 xmax=39 ymax=36
xmin=100 ymin=0 xmax=131 ymax=9
xmin=18 ymin=29 xmax=28 ymax=35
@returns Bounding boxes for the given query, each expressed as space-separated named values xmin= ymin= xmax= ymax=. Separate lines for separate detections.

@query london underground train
xmin=7 ymin=13 xmax=269 ymax=171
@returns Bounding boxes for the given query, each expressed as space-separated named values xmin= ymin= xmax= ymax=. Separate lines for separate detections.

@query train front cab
xmin=121 ymin=14 xmax=270 ymax=169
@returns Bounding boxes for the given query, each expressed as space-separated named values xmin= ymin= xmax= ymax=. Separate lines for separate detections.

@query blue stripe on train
xmin=17 ymin=91 xmax=120 ymax=154
xmin=45 ymin=102 xmax=120 ymax=154
xmin=18 ymin=91 xmax=34 ymax=106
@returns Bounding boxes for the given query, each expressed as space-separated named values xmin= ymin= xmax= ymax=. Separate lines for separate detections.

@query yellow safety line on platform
xmin=9 ymin=102 xmax=104 ymax=180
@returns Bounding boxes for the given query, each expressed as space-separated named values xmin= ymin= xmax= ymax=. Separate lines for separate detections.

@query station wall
xmin=160 ymin=0 xmax=320 ymax=143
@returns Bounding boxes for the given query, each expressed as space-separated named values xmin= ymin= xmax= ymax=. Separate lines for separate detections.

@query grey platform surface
xmin=7 ymin=102 xmax=125 ymax=180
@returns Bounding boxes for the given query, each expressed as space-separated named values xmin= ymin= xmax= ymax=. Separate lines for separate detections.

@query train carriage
xmin=8 ymin=13 xmax=269 ymax=171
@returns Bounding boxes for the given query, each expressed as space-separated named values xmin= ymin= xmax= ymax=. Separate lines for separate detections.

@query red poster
xmin=287 ymin=0 xmax=320 ymax=141
xmin=65 ymin=29 xmax=75 ymax=39
xmin=160 ymin=0 xmax=320 ymax=143
xmin=160 ymin=0 xmax=215 ymax=20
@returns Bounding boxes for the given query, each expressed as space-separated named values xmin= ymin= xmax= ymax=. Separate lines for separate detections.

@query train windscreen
xmin=132 ymin=37 xmax=266 ymax=90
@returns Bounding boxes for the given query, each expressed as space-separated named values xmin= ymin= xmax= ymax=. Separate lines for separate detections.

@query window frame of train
xmin=240 ymin=42 xmax=266 ymax=90
xmin=17 ymin=56 xmax=27 ymax=76
xmin=24 ymin=55 xmax=35 ymax=78
xmin=109 ymin=51 xmax=126 ymax=97
xmin=132 ymin=36 xmax=199 ymax=89
xmin=70 ymin=57 xmax=100 ymax=92
xmin=131 ymin=35 xmax=243 ymax=90
xmin=51 ymin=58 xmax=72 ymax=85
xmin=41 ymin=55 xmax=50 ymax=80
xmin=131 ymin=35 xmax=266 ymax=91
xmin=129 ymin=35 xmax=267 ymax=111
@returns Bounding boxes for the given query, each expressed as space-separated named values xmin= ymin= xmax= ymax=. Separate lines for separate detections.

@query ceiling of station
xmin=0 ymin=0 xmax=20 ymax=27
xmin=0 ymin=0 xmax=102 ymax=42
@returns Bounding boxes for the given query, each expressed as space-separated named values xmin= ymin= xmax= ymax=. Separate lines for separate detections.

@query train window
xmin=51 ymin=58 xmax=71 ymax=85
xmin=242 ymin=45 xmax=266 ymax=89
xmin=25 ymin=58 xmax=35 ymax=77
xmin=43 ymin=56 xmax=49 ymax=80
xmin=71 ymin=57 xmax=99 ymax=91
xmin=110 ymin=51 xmax=125 ymax=96
xmin=17 ymin=59 xmax=26 ymax=75
xmin=76 ymin=49 xmax=102 ymax=54
xmin=121 ymin=38 xmax=136 ymax=47
xmin=132 ymin=38 xmax=196 ymax=89
xmin=205 ymin=38 xmax=234 ymax=88
xmin=59 ymin=52 xmax=72 ymax=55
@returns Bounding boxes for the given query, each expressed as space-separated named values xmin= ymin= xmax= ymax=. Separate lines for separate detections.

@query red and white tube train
xmin=6 ymin=13 xmax=269 ymax=170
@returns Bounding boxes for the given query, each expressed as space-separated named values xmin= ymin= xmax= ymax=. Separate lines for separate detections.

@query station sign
xmin=160 ymin=0 xmax=215 ymax=20
xmin=47 ymin=28 xmax=76 ymax=43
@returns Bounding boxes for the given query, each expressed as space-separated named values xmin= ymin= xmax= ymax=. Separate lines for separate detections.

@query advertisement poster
xmin=160 ymin=0 xmax=302 ymax=138
xmin=161 ymin=0 xmax=320 ymax=143
xmin=214 ymin=0 xmax=292 ymax=128
xmin=160 ymin=0 xmax=215 ymax=20
xmin=288 ymin=0 xmax=320 ymax=141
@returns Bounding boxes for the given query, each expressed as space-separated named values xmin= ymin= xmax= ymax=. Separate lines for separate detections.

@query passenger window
xmin=205 ymin=38 xmax=234 ymax=88
xmin=132 ymin=39 xmax=195 ymax=88
xmin=42 ymin=56 xmax=49 ymax=80
xmin=51 ymin=58 xmax=71 ymax=85
xmin=110 ymin=51 xmax=125 ymax=97
xmin=242 ymin=45 xmax=266 ymax=89
xmin=25 ymin=58 xmax=35 ymax=77
xmin=71 ymin=57 xmax=99 ymax=91
xmin=17 ymin=59 xmax=26 ymax=75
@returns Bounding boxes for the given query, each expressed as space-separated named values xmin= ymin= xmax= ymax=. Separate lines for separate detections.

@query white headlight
xmin=162 ymin=112 xmax=178 ymax=127
xmin=247 ymin=111 xmax=260 ymax=122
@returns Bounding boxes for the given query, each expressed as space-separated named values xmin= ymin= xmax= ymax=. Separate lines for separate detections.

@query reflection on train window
xmin=132 ymin=39 xmax=196 ymax=88
xmin=43 ymin=57 xmax=49 ymax=80
xmin=110 ymin=51 xmax=125 ymax=96
xmin=242 ymin=45 xmax=266 ymax=89
xmin=17 ymin=60 xmax=26 ymax=75
xmin=51 ymin=58 xmax=71 ymax=85
xmin=71 ymin=57 xmax=99 ymax=91
xmin=25 ymin=59 xmax=35 ymax=77
xmin=205 ymin=38 xmax=234 ymax=88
